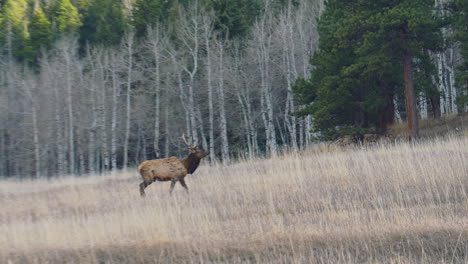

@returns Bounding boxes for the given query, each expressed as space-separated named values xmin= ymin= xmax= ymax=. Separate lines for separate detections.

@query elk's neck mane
xmin=182 ymin=153 xmax=201 ymax=174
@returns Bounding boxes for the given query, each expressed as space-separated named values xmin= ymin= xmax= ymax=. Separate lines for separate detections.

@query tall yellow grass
xmin=1 ymin=136 xmax=467 ymax=263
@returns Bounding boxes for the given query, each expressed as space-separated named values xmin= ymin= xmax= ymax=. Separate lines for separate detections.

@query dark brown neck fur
xmin=182 ymin=153 xmax=201 ymax=174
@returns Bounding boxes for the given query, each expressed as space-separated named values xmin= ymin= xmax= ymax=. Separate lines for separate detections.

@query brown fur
xmin=138 ymin=148 xmax=208 ymax=196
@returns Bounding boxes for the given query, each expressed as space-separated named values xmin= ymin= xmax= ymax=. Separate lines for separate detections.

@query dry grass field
xmin=1 ymin=136 xmax=467 ymax=263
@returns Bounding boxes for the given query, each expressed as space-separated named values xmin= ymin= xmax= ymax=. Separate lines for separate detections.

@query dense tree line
xmin=0 ymin=0 xmax=466 ymax=178
xmin=0 ymin=0 xmax=322 ymax=177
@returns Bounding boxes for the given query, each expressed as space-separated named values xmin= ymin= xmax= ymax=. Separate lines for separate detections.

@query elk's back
xmin=139 ymin=157 xmax=187 ymax=182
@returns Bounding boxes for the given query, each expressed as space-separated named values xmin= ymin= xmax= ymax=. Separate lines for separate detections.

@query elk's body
xmin=139 ymin=135 xmax=208 ymax=196
xmin=139 ymin=157 xmax=187 ymax=182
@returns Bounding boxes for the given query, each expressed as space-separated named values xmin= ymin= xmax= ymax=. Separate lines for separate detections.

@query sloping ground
xmin=0 ymin=136 xmax=467 ymax=263
xmin=388 ymin=114 xmax=468 ymax=138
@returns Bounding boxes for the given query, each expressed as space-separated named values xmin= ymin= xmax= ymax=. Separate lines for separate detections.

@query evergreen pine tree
xmin=452 ymin=0 xmax=468 ymax=108
xmin=132 ymin=0 xmax=164 ymax=37
xmin=79 ymin=0 xmax=127 ymax=46
xmin=294 ymin=0 xmax=444 ymax=140
xmin=30 ymin=5 xmax=52 ymax=57
xmin=52 ymin=0 xmax=82 ymax=34
xmin=207 ymin=0 xmax=261 ymax=38
xmin=0 ymin=0 xmax=32 ymax=61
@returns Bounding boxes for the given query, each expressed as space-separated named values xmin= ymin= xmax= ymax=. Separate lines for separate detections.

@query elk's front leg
xmin=140 ymin=182 xmax=150 ymax=197
xmin=179 ymin=179 xmax=189 ymax=193
xmin=169 ymin=180 xmax=176 ymax=194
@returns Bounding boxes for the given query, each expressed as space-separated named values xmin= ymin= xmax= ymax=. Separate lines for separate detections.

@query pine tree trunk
xmin=402 ymin=53 xmax=419 ymax=139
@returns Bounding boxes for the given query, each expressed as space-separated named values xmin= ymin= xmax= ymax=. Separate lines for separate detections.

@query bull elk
xmin=138 ymin=134 xmax=209 ymax=196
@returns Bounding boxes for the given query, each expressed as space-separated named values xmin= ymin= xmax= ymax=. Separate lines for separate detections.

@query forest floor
xmin=1 ymin=136 xmax=467 ymax=263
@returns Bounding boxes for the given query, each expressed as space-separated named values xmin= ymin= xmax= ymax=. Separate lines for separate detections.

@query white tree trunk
xmin=123 ymin=31 xmax=134 ymax=170
xmin=87 ymin=51 xmax=97 ymax=174
xmin=217 ymin=41 xmax=229 ymax=163
xmin=178 ymin=5 xmax=202 ymax=144
xmin=148 ymin=26 xmax=165 ymax=159
xmin=110 ymin=52 xmax=119 ymax=171
xmin=254 ymin=3 xmax=277 ymax=156
xmin=24 ymin=77 xmax=41 ymax=178
xmin=164 ymin=102 xmax=170 ymax=158
xmin=203 ymin=15 xmax=216 ymax=162
xmin=98 ymin=52 xmax=109 ymax=172
xmin=63 ymin=46 xmax=75 ymax=174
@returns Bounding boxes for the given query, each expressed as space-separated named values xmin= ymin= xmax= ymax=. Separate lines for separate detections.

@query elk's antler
xmin=181 ymin=134 xmax=201 ymax=149
xmin=181 ymin=134 xmax=197 ymax=148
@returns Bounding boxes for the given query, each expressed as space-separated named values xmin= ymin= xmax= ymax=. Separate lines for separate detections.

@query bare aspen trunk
xmin=54 ymin=89 xmax=65 ymax=175
xmin=188 ymin=78 xmax=198 ymax=143
xmin=98 ymin=53 xmax=109 ymax=172
xmin=64 ymin=50 xmax=75 ymax=174
xmin=110 ymin=53 xmax=119 ymax=171
xmin=148 ymin=27 xmax=163 ymax=159
xmin=164 ymin=103 xmax=170 ymax=158
xmin=434 ymin=0 xmax=458 ymax=114
xmin=297 ymin=0 xmax=319 ymax=148
xmin=88 ymin=57 xmax=97 ymax=174
xmin=178 ymin=5 xmax=201 ymax=144
xmin=284 ymin=3 xmax=298 ymax=151
xmin=282 ymin=34 xmax=297 ymax=150
xmin=153 ymin=57 xmax=161 ymax=159
xmin=218 ymin=42 xmax=229 ymax=163
xmin=31 ymin=91 xmax=40 ymax=178
xmin=196 ymin=108 xmax=208 ymax=152
xmin=78 ymin=132 xmax=85 ymax=174
xmin=255 ymin=5 xmax=277 ymax=156
xmin=24 ymin=75 xmax=41 ymax=178
xmin=123 ymin=31 xmax=134 ymax=170
xmin=43 ymin=51 xmax=66 ymax=175
xmin=237 ymin=91 xmax=252 ymax=157
xmin=204 ymin=25 xmax=216 ymax=162
xmin=0 ymin=130 xmax=5 ymax=176
xmin=448 ymin=47 xmax=457 ymax=113
xmin=175 ymin=68 xmax=191 ymax=138
xmin=233 ymin=47 xmax=255 ymax=158
xmin=265 ymin=74 xmax=277 ymax=156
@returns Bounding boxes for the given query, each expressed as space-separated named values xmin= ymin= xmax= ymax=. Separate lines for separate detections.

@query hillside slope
xmin=388 ymin=114 xmax=468 ymax=138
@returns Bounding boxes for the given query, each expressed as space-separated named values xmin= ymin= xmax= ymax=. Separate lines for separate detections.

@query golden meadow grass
xmin=1 ymin=136 xmax=467 ymax=263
